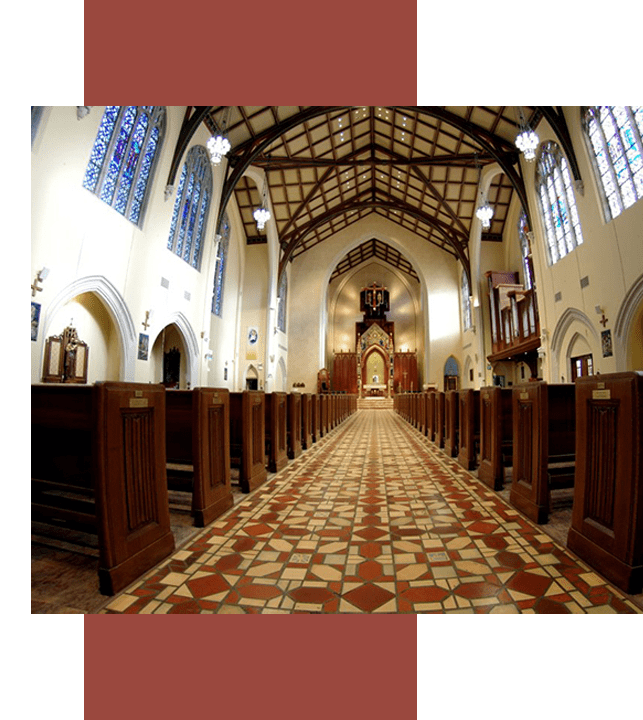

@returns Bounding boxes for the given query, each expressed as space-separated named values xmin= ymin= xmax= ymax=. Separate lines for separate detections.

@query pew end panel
xmin=230 ymin=391 xmax=267 ymax=493
xmin=567 ymin=372 xmax=643 ymax=594
xmin=478 ymin=387 xmax=512 ymax=490
xmin=93 ymin=382 xmax=174 ymax=595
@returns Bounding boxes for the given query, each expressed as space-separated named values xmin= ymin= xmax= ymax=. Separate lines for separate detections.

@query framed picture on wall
xmin=138 ymin=333 xmax=149 ymax=360
xmin=601 ymin=329 xmax=613 ymax=358
xmin=31 ymin=302 xmax=41 ymax=341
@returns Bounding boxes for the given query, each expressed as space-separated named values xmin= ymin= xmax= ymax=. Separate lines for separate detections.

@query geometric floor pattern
xmin=101 ymin=409 xmax=642 ymax=614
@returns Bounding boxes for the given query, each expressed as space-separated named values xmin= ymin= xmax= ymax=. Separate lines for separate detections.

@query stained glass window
xmin=168 ymin=145 xmax=212 ymax=270
xmin=212 ymin=214 xmax=230 ymax=316
xmin=461 ymin=271 xmax=472 ymax=331
xmin=535 ymin=141 xmax=584 ymax=265
xmin=518 ymin=210 xmax=534 ymax=290
xmin=277 ymin=272 xmax=288 ymax=333
xmin=583 ymin=106 xmax=643 ymax=221
xmin=83 ymin=106 xmax=165 ymax=225
xmin=31 ymin=106 xmax=44 ymax=146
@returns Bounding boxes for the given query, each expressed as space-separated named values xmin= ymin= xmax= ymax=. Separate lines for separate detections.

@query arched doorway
xmin=151 ymin=324 xmax=188 ymax=389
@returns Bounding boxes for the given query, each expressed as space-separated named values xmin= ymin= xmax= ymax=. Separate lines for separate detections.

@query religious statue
xmin=372 ymin=374 xmax=379 ymax=384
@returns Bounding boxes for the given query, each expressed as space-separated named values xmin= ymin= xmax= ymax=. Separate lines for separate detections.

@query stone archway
xmin=361 ymin=345 xmax=390 ymax=397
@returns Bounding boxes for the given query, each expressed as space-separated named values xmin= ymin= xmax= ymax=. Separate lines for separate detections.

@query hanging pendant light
xmin=474 ymin=153 xmax=494 ymax=230
xmin=515 ymin=107 xmax=539 ymax=162
xmin=254 ymin=175 xmax=271 ymax=231
xmin=207 ymin=107 xmax=232 ymax=165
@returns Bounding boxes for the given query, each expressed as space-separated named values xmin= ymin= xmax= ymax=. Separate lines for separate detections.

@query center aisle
xmin=101 ymin=409 xmax=640 ymax=614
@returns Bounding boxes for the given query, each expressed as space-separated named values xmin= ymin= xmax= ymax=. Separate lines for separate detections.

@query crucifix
xmin=142 ymin=310 xmax=151 ymax=330
xmin=31 ymin=268 xmax=48 ymax=297
xmin=599 ymin=313 xmax=608 ymax=328
xmin=402 ymin=370 xmax=408 ymax=390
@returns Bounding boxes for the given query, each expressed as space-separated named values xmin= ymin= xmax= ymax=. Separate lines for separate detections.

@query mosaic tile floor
xmin=96 ymin=409 xmax=643 ymax=615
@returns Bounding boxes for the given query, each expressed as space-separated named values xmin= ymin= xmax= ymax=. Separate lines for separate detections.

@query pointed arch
xmin=549 ymin=307 xmax=600 ymax=381
xmin=150 ymin=311 xmax=199 ymax=387
xmin=44 ymin=275 xmax=136 ymax=380
xmin=614 ymin=272 xmax=643 ymax=370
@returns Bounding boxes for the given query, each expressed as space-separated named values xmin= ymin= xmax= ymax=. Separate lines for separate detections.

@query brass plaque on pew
xmin=520 ymin=392 xmax=529 ymax=400
xmin=212 ymin=393 xmax=220 ymax=404
xmin=482 ymin=392 xmax=489 ymax=400
xmin=592 ymin=389 xmax=611 ymax=400
xmin=129 ymin=398 xmax=149 ymax=407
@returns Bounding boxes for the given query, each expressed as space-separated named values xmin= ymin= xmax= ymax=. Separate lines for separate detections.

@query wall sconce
xmin=31 ymin=267 xmax=49 ymax=297
xmin=204 ymin=350 xmax=213 ymax=361
xmin=595 ymin=305 xmax=609 ymax=328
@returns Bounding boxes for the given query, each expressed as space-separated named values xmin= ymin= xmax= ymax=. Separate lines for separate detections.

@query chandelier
xmin=476 ymin=197 xmax=494 ymax=229
xmin=474 ymin=153 xmax=493 ymax=230
xmin=515 ymin=107 xmax=539 ymax=162
xmin=207 ymin=107 xmax=232 ymax=165
xmin=207 ymin=134 xmax=231 ymax=165
xmin=254 ymin=177 xmax=271 ymax=231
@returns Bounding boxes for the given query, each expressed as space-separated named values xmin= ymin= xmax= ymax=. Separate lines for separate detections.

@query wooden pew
xmin=320 ymin=394 xmax=329 ymax=437
xmin=434 ymin=392 xmax=446 ymax=448
xmin=457 ymin=389 xmax=480 ymax=471
xmin=301 ymin=393 xmax=312 ymax=449
xmin=287 ymin=392 xmax=303 ymax=459
xmin=444 ymin=390 xmax=459 ymax=457
xmin=426 ymin=391 xmax=437 ymax=441
xmin=165 ymin=388 xmax=233 ymax=527
xmin=417 ymin=392 xmax=427 ymax=435
xmin=31 ymin=382 xmax=174 ymax=595
xmin=265 ymin=392 xmax=288 ymax=472
xmin=509 ymin=382 xmax=575 ymax=524
xmin=229 ymin=391 xmax=267 ymax=492
xmin=567 ymin=372 xmax=643 ymax=593
xmin=311 ymin=394 xmax=320 ymax=443
xmin=478 ymin=387 xmax=513 ymax=490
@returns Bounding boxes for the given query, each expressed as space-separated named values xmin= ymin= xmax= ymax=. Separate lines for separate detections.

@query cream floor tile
xmin=105 ymin=594 xmax=138 ymax=612
xmin=160 ymin=572 xmax=190 ymax=586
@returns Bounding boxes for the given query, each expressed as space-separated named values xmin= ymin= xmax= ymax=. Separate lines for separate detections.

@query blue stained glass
xmin=84 ymin=105 xmax=120 ymax=191
xmin=183 ymin=180 xmax=201 ymax=262
xmin=101 ymin=107 xmax=136 ymax=204
xmin=169 ymin=164 xmax=187 ymax=249
xmin=84 ymin=106 xmax=164 ymax=224
xmin=193 ymin=189 xmax=208 ymax=269
xmin=176 ymin=172 xmax=195 ymax=257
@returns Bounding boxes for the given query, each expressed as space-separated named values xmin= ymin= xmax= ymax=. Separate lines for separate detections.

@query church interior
xmin=31 ymin=106 xmax=643 ymax=614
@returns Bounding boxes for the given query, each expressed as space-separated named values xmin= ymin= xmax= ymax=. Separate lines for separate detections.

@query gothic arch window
xmin=167 ymin=145 xmax=212 ymax=270
xmin=212 ymin=213 xmax=230 ymax=316
xmin=83 ymin=106 xmax=165 ymax=225
xmin=535 ymin=141 xmax=584 ymax=265
xmin=518 ymin=210 xmax=534 ymax=290
xmin=31 ymin=106 xmax=45 ymax=146
xmin=461 ymin=271 xmax=472 ymax=331
xmin=583 ymin=106 xmax=643 ymax=221
xmin=277 ymin=272 xmax=288 ymax=333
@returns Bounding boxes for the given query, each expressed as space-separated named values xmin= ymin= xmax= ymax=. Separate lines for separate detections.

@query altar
xmin=363 ymin=383 xmax=388 ymax=397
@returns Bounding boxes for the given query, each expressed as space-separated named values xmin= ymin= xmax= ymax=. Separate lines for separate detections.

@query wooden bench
xmin=165 ymin=388 xmax=233 ymax=527
xmin=31 ymin=382 xmax=174 ymax=595
xmin=457 ymin=389 xmax=480 ymax=471
xmin=434 ymin=391 xmax=446 ymax=448
xmin=287 ymin=392 xmax=303 ymax=459
xmin=510 ymin=382 xmax=575 ymax=524
xmin=319 ymin=394 xmax=329 ymax=437
xmin=311 ymin=394 xmax=320 ymax=443
xmin=301 ymin=393 xmax=312 ymax=449
xmin=426 ymin=391 xmax=437 ymax=441
xmin=444 ymin=390 xmax=459 ymax=457
xmin=229 ymin=391 xmax=267 ymax=492
xmin=478 ymin=387 xmax=513 ymax=490
xmin=265 ymin=392 xmax=288 ymax=472
xmin=567 ymin=372 xmax=643 ymax=593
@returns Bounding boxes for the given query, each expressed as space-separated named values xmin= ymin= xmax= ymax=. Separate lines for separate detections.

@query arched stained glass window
xmin=277 ymin=272 xmax=288 ymax=333
xmin=583 ymin=106 xmax=643 ymax=221
xmin=461 ymin=270 xmax=472 ymax=331
xmin=518 ymin=210 xmax=534 ymax=290
xmin=212 ymin=214 xmax=230 ymax=316
xmin=83 ymin=106 xmax=165 ymax=225
xmin=535 ymin=141 xmax=584 ymax=265
xmin=167 ymin=145 xmax=212 ymax=270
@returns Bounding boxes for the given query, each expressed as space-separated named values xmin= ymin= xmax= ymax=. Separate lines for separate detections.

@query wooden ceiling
xmin=168 ymin=107 xmax=582 ymax=282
